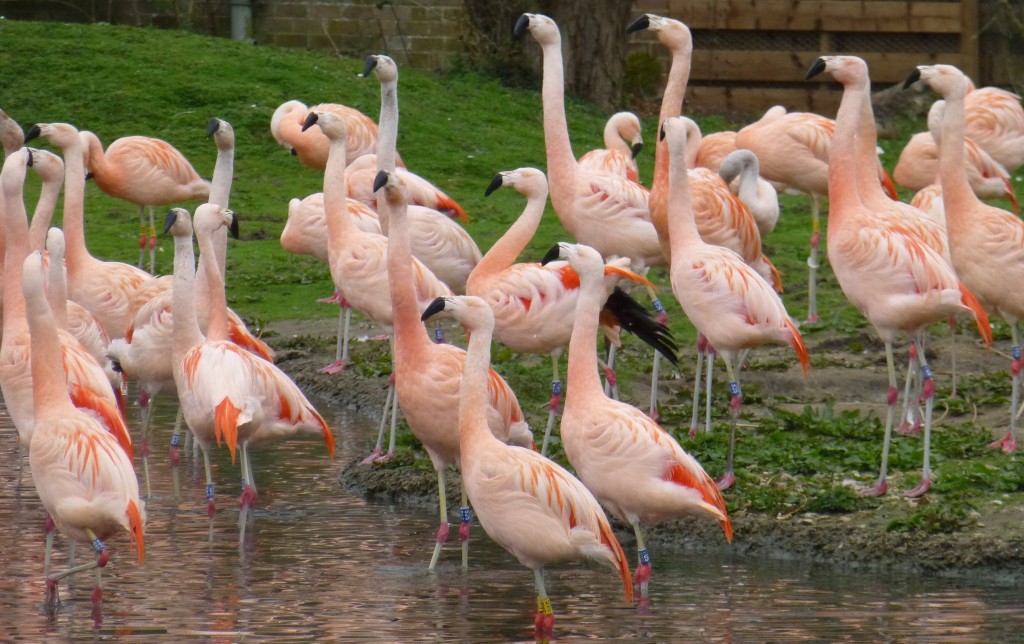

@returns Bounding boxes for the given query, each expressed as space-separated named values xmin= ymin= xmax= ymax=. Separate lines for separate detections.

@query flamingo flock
xmin=2 ymin=9 xmax=1024 ymax=640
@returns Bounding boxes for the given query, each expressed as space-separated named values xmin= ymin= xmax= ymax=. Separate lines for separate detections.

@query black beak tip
xmin=630 ymin=142 xmax=643 ymax=159
xmin=372 ymin=170 xmax=389 ymax=193
xmin=484 ymin=174 xmax=503 ymax=197
xmin=25 ymin=148 xmax=33 ymax=167
xmin=659 ymin=124 xmax=666 ymax=142
xmin=541 ymin=244 xmax=561 ymax=265
xmin=301 ymin=112 xmax=319 ymax=132
xmin=362 ymin=55 xmax=378 ymax=78
xmin=420 ymin=297 xmax=447 ymax=322
xmin=229 ymin=212 xmax=240 ymax=239
xmin=626 ymin=14 xmax=650 ymax=34
xmin=24 ymin=124 xmax=41 ymax=143
xmin=163 ymin=210 xmax=178 ymax=235
xmin=513 ymin=14 xmax=529 ymax=37
xmin=903 ymin=68 xmax=922 ymax=90
xmin=207 ymin=118 xmax=221 ymax=138
xmin=805 ymin=58 xmax=826 ymax=81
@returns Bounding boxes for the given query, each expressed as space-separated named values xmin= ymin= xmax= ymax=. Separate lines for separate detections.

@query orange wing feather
xmin=214 ymin=398 xmax=241 ymax=462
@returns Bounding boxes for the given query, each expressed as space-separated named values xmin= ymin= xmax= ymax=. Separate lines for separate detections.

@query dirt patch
xmin=265 ymin=317 xmax=1024 ymax=581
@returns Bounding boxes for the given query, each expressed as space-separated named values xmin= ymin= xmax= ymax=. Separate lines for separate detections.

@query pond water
xmin=1 ymin=393 xmax=1022 ymax=642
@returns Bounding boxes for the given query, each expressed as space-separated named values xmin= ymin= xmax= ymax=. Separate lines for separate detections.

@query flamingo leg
xmin=540 ymin=354 xmax=562 ymax=456
xmin=202 ymin=443 xmax=216 ymax=517
xmin=375 ymin=372 xmax=400 ymax=463
xmin=148 ymin=206 xmax=157 ymax=275
xmin=649 ymin=351 xmax=661 ymax=420
xmin=862 ymin=342 xmax=898 ymax=497
xmin=433 ymin=320 xmax=445 ymax=344
xmin=47 ymin=529 xmax=108 ymax=608
xmin=602 ymin=342 xmax=619 ymax=400
xmin=170 ymin=406 xmax=185 ymax=464
xmin=43 ymin=514 xmax=56 ymax=580
xmin=716 ymin=356 xmax=742 ymax=490
xmin=139 ymin=391 xmax=153 ymax=498
xmin=704 ymin=347 xmax=716 ymax=434
xmin=806 ymin=194 xmax=821 ymax=324
xmin=533 ymin=567 xmax=555 ymax=638
xmin=905 ymin=336 xmax=935 ymax=497
xmin=362 ymin=382 xmax=393 ymax=463
xmin=949 ymin=317 xmax=959 ymax=398
xmin=320 ymin=302 xmax=351 ymax=374
xmin=240 ymin=443 xmax=258 ymax=508
xmin=459 ymin=487 xmax=471 ymax=571
xmin=689 ymin=335 xmax=707 ymax=438
xmin=428 ymin=469 xmax=450 ymax=571
xmin=137 ymin=205 xmax=147 ymax=269
xmin=632 ymin=522 xmax=652 ymax=601
xmin=995 ymin=323 xmax=1020 ymax=452
xmin=897 ymin=343 xmax=923 ymax=435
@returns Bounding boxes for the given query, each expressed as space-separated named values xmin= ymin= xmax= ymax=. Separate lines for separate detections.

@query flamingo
xmin=806 ymin=55 xmax=990 ymax=497
xmin=0 ymin=148 xmax=130 ymax=453
xmin=25 ymin=147 xmax=64 ymax=251
xmin=963 ymin=81 xmax=1024 ymax=173
xmin=421 ymin=294 xmax=632 ymax=639
xmin=893 ymin=100 xmax=1019 ymax=212
xmin=694 ymin=130 xmax=737 ymax=172
xmin=170 ymin=204 xmax=334 ymax=515
xmin=77 ymin=128 xmax=210 ymax=273
xmin=910 ymin=183 xmax=946 ymax=225
xmin=0 ymin=108 xmax=23 ymax=157
xmin=344 ymin=154 xmax=468 ymax=221
xmin=22 ymin=249 xmax=144 ymax=610
xmin=718 ymin=149 xmax=780 ymax=238
xmin=543 ymin=240 xmax=732 ymax=600
xmin=578 ymin=111 xmax=643 ymax=183
xmin=375 ymin=168 xmax=532 ymax=570
xmin=270 ymin=99 xmax=394 ymax=170
xmin=515 ymin=13 xmax=663 ymax=269
xmin=303 ymin=107 xmax=452 ymax=461
xmin=908 ymin=63 xmax=1024 ymax=453
xmin=659 ymin=116 xmax=810 ymax=490
xmin=468 ymin=167 xmax=677 ymax=455
xmin=25 ymin=123 xmax=153 ymax=340
xmin=363 ymin=54 xmax=481 ymax=295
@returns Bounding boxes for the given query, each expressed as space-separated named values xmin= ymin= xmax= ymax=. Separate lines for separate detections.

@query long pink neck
xmin=28 ymin=173 xmax=61 ymax=251
xmin=24 ymin=257 xmax=74 ymax=416
xmin=198 ymin=223 xmax=229 ymax=342
xmin=653 ymin=42 xmax=692 ymax=200
xmin=851 ymin=72 xmax=888 ymax=205
xmin=459 ymin=313 xmax=499 ymax=459
xmin=198 ymin=133 xmax=233 ymax=297
xmin=171 ymin=227 xmax=204 ymax=362
xmin=539 ymin=33 xmax=578 ymax=215
xmin=564 ymin=264 xmax=605 ymax=408
xmin=467 ymin=187 xmax=546 ymax=292
xmin=666 ymin=129 xmax=703 ymax=252
xmin=826 ymin=69 xmax=865 ymax=218
xmin=59 ymin=133 xmax=91 ymax=271
xmin=46 ymin=246 xmax=69 ymax=329
xmin=375 ymin=77 xmax=399 ymax=235
xmin=936 ymin=77 xmax=978 ymax=226
xmin=2 ymin=154 xmax=30 ymax=338
xmin=387 ymin=191 xmax=430 ymax=365
xmin=323 ymin=137 xmax=358 ymax=252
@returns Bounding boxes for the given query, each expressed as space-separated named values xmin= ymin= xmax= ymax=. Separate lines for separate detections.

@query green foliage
xmin=887 ymin=502 xmax=978 ymax=534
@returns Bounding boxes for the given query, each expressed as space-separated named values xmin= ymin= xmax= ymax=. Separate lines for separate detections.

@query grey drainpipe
xmin=231 ymin=0 xmax=252 ymax=43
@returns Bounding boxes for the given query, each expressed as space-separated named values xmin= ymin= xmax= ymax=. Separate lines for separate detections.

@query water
xmin=1 ymin=393 xmax=1022 ymax=642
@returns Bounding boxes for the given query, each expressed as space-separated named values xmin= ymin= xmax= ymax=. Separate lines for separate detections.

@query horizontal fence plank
xmin=685 ymin=86 xmax=843 ymax=117
xmin=690 ymin=50 xmax=965 ymax=84
xmin=672 ymin=0 xmax=962 ymax=33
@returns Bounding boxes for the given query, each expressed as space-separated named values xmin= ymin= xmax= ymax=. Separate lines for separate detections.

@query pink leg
xmin=715 ymin=379 xmax=741 ymax=491
xmin=904 ymin=339 xmax=935 ymax=498
xmin=990 ymin=339 xmax=1021 ymax=453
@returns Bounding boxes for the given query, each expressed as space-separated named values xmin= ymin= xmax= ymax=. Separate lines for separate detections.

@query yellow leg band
xmin=537 ymin=596 xmax=553 ymax=615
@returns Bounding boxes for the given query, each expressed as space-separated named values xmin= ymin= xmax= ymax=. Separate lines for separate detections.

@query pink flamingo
xmin=421 ymin=294 xmax=632 ymax=639
xmin=694 ymin=130 xmax=737 ymax=172
xmin=468 ymin=167 xmax=674 ymax=454
xmin=0 ymin=148 xmax=130 ymax=454
xmin=345 ymin=154 xmax=467 ymax=221
xmin=22 ymin=249 xmax=144 ymax=611
xmin=909 ymin=63 xmax=1024 ymax=452
xmin=0 ymin=108 xmax=23 ymax=157
xmin=963 ymin=81 xmax=1024 ymax=174
xmin=376 ymin=169 xmax=532 ymax=570
xmin=78 ymin=129 xmax=210 ymax=273
xmin=578 ymin=111 xmax=643 ymax=183
xmin=807 ymin=55 xmax=991 ymax=497
xmin=660 ymin=116 xmax=810 ymax=490
xmin=25 ymin=123 xmax=153 ymax=340
xmin=270 ymin=99 xmax=394 ymax=170
xmin=25 ymin=147 xmax=64 ymax=250
xmin=170 ymin=204 xmax=334 ymax=515
xmin=718 ymin=149 xmax=780 ymax=238
xmin=893 ymin=100 xmax=1019 ymax=212
xmin=304 ymin=107 xmax=452 ymax=461
xmin=516 ymin=13 xmax=663 ymax=269
xmin=910 ymin=184 xmax=946 ymax=225
xmin=544 ymin=240 xmax=732 ymax=600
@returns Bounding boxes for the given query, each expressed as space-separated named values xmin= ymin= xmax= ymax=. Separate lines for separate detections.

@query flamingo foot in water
xmin=534 ymin=612 xmax=555 ymax=640
xmin=207 ymin=499 xmax=216 ymax=518
xmin=373 ymin=450 xmax=395 ymax=464
xmin=360 ymin=449 xmax=383 ymax=465
xmin=988 ymin=432 xmax=1018 ymax=453
xmin=239 ymin=485 xmax=258 ymax=508
xmin=91 ymin=585 xmax=102 ymax=606
xmin=139 ymin=440 xmax=150 ymax=459
xmin=168 ymin=445 xmax=180 ymax=467
xmin=715 ymin=471 xmax=735 ymax=491
xmin=859 ymin=480 xmax=888 ymax=497
xmin=320 ymin=359 xmax=348 ymax=374
xmin=903 ymin=478 xmax=932 ymax=498
xmin=45 ymin=577 xmax=58 ymax=607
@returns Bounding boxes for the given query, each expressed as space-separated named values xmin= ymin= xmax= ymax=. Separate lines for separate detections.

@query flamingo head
xmin=363 ymin=54 xmax=398 ymax=84
xmin=514 ymin=13 xmax=558 ymax=46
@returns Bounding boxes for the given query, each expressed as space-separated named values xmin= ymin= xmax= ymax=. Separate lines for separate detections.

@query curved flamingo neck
xmin=171 ymin=228 xmax=204 ymax=362
xmin=467 ymin=187 xmax=546 ymax=292
xmin=604 ymin=117 xmax=627 ymax=152
xmin=28 ymin=174 xmax=61 ymax=251
xmin=198 ymin=225 xmax=229 ymax=342
xmin=58 ymin=133 xmax=91 ymax=270
xmin=24 ymin=258 xmax=73 ymax=415
xmin=459 ymin=313 xmax=499 ymax=457
xmin=826 ymin=70 xmax=865 ymax=217
xmin=386 ymin=191 xmax=430 ymax=364
xmin=849 ymin=72 xmax=888 ymax=205
xmin=2 ymin=157 xmax=30 ymax=337
xmin=666 ymin=132 xmax=702 ymax=251
xmin=538 ymin=33 xmax=578 ymax=213
xmin=206 ymin=133 xmax=234 ymax=276
xmin=936 ymin=79 xmax=979 ymax=222
xmin=653 ymin=42 xmax=693 ymax=198
xmin=565 ymin=265 xmax=605 ymax=405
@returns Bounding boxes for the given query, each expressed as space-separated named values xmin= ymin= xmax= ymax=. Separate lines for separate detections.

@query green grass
xmin=3 ymin=19 xmax=1022 ymax=533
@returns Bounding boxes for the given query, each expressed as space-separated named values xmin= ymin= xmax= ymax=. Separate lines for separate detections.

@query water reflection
xmin=0 ymin=393 xmax=1021 ymax=641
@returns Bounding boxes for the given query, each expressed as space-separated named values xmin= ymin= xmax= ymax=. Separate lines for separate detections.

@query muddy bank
xmin=267 ymin=318 xmax=1024 ymax=582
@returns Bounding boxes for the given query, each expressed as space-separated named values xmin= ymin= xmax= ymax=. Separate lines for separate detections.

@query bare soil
xmin=265 ymin=316 xmax=1024 ymax=582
